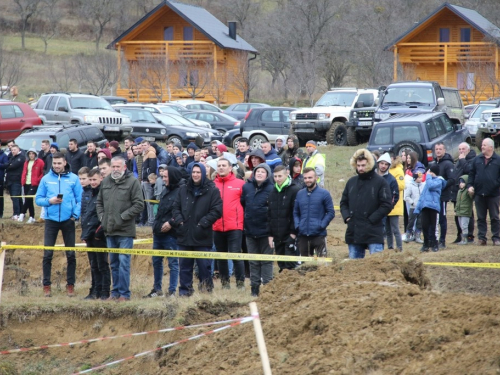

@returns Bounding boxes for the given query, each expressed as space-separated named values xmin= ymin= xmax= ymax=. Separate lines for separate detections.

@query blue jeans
xmin=348 ymin=243 xmax=384 ymax=259
xmin=107 ymin=236 xmax=133 ymax=299
xmin=152 ymin=234 xmax=179 ymax=294
xmin=178 ymin=246 xmax=213 ymax=296
xmin=8 ymin=183 xmax=22 ymax=216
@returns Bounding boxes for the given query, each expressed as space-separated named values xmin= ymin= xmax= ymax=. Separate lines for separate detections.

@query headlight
xmin=186 ymin=132 xmax=198 ymax=137
xmin=353 ymin=112 xmax=357 ymax=118
xmin=481 ymin=113 xmax=492 ymax=121
xmin=375 ymin=113 xmax=390 ymax=120
xmin=122 ymin=117 xmax=131 ymax=124
xmin=84 ymin=115 xmax=99 ymax=123
xmin=160 ymin=129 xmax=166 ymax=135
xmin=290 ymin=113 xmax=296 ymax=120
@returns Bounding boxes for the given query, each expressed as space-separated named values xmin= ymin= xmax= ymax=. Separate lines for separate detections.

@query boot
xmin=432 ymin=240 xmax=439 ymax=252
xmin=251 ymin=285 xmax=260 ymax=297
xmin=236 ymin=280 xmax=245 ymax=290
xmin=420 ymin=239 xmax=429 ymax=252
xmin=84 ymin=288 xmax=98 ymax=300
xmin=414 ymin=231 xmax=423 ymax=244
xmin=221 ymin=279 xmax=230 ymax=290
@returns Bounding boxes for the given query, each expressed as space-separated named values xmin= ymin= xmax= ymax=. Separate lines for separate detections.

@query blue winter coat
xmin=35 ymin=165 xmax=83 ymax=222
xmin=414 ymin=175 xmax=447 ymax=214
xmin=293 ymin=185 xmax=335 ymax=237
xmin=264 ymin=148 xmax=283 ymax=173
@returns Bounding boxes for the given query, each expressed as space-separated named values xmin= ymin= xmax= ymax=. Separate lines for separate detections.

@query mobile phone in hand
xmin=57 ymin=194 xmax=63 ymax=199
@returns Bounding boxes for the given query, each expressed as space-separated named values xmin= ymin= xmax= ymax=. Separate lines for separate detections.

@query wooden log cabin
xmin=384 ymin=3 xmax=500 ymax=104
xmin=107 ymin=0 xmax=258 ymax=104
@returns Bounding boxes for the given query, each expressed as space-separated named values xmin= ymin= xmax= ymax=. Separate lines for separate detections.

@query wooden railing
xmin=118 ymin=41 xmax=216 ymax=62
xmin=397 ymin=42 xmax=497 ymax=64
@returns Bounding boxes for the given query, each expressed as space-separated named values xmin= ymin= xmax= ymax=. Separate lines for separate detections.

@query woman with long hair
xmin=19 ymin=148 xmax=45 ymax=223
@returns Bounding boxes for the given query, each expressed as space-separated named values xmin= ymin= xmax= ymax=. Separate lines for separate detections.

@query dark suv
xmin=367 ymin=112 xmax=472 ymax=166
xmin=14 ymin=124 xmax=107 ymax=152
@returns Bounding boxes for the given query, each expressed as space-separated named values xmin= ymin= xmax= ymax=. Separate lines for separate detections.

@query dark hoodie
xmin=434 ymin=153 xmax=455 ymax=202
xmin=246 ymin=148 xmax=266 ymax=171
xmin=151 ymin=142 xmax=171 ymax=166
xmin=153 ymin=166 xmax=184 ymax=237
xmin=282 ymin=134 xmax=306 ymax=167
xmin=185 ymin=142 xmax=198 ymax=166
xmin=289 ymin=157 xmax=304 ymax=187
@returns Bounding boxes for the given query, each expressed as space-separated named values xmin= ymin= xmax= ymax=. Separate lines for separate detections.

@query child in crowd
xmin=404 ymin=171 xmax=424 ymax=243
xmin=455 ymin=175 xmax=474 ymax=245
xmin=289 ymin=157 xmax=304 ymax=187
xmin=148 ymin=173 xmax=160 ymax=215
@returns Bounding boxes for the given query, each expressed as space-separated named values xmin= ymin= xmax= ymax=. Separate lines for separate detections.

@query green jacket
xmin=455 ymin=175 xmax=473 ymax=217
xmin=96 ymin=171 xmax=144 ymax=237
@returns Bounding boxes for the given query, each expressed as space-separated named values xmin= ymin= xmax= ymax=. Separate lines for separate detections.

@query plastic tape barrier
xmin=424 ymin=262 xmax=500 ymax=269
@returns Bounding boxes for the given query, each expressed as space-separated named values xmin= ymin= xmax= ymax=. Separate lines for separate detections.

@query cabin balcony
xmin=397 ymin=42 xmax=498 ymax=64
xmin=117 ymin=41 xmax=218 ymax=62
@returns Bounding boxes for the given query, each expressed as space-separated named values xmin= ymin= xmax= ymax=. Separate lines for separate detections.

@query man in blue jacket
xmin=261 ymin=141 xmax=282 ymax=173
xmin=293 ymin=167 xmax=335 ymax=257
xmin=35 ymin=152 xmax=83 ymax=297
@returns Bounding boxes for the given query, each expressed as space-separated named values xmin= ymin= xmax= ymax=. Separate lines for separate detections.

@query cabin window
xmin=183 ymin=27 xmax=194 ymax=41
xmin=164 ymin=27 xmax=174 ymax=41
xmin=457 ymin=72 xmax=475 ymax=90
xmin=439 ymin=28 xmax=450 ymax=42
xmin=460 ymin=28 xmax=471 ymax=42
xmin=179 ymin=69 xmax=199 ymax=86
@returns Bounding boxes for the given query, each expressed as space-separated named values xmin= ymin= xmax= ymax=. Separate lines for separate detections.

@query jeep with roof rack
xmin=289 ymin=88 xmax=380 ymax=146
xmin=34 ymin=92 xmax=132 ymax=140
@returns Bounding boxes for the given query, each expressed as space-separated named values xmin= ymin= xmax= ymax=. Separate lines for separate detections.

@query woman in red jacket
xmin=19 ymin=148 xmax=45 ymax=223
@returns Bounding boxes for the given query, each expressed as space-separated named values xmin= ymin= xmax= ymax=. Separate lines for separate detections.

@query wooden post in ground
xmin=249 ymin=302 xmax=272 ymax=375
xmin=0 ymin=242 xmax=6 ymax=304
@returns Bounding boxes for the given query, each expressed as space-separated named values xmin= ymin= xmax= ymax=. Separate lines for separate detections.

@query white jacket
xmin=404 ymin=178 xmax=424 ymax=209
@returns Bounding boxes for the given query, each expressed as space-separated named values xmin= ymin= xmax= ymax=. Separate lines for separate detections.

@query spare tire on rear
xmin=394 ymin=140 xmax=424 ymax=162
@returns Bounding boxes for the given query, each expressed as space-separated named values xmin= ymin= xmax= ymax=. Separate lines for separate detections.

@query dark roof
xmin=107 ymin=0 xmax=257 ymax=53
xmin=384 ymin=2 xmax=500 ymax=50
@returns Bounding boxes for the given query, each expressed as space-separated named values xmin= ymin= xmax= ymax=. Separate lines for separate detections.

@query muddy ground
xmin=1 ymin=215 xmax=500 ymax=374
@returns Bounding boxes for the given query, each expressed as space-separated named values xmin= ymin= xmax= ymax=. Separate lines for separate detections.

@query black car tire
xmin=232 ymin=136 xmax=242 ymax=149
xmin=394 ymin=140 xmax=423 ymax=162
xmin=326 ymin=121 xmax=347 ymax=146
xmin=249 ymin=134 xmax=268 ymax=149
xmin=346 ymin=127 xmax=359 ymax=146
xmin=168 ymin=135 xmax=183 ymax=145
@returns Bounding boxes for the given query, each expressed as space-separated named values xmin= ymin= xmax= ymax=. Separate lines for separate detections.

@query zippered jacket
xmin=213 ymin=172 xmax=244 ymax=232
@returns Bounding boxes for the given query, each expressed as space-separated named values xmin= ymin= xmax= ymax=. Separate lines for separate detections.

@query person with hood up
xmin=289 ymin=157 xmax=304 ymax=187
xmin=340 ymin=149 xmax=392 ymax=259
xmin=302 ymin=140 xmax=325 ymax=187
xmin=0 ymin=146 xmax=8 ymax=218
xmin=108 ymin=141 xmax=122 ymax=158
xmin=19 ymin=148 xmax=45 ymax=223
xmin=454 ymin=175 xmax=473 ymax=245
xmin=172 ymin=162 xmax=222 ymax=297
xmin=245 ymin=148 xmax=267 ymax=180
xmin=144 ymin=166 xmax=183 ymax=298
xmin=185 ymin=142 xmax=199 ymax=166
xmin=36 ymin=152 xmax=83 ymax=297
xmin=260 ymin=141 xmax=282 ymax=173
xmin=274 ymin=136 xmax=287 ymax=158
xmin=282 ymin=134 xmax=306 ymax=167
xmin=241 ymin=163 xmax=274 ymax=296
xmin=414 ymin=164 xmax=447 ymax=252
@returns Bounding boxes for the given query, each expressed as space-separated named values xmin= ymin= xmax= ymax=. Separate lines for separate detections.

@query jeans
xmin=42 ymin=219 xmax=76 ymax=286
xmin=406 ymin=208 xmax=422 ymax=233
xmin=246 ymin=236 xmax=273 ymax=288
xmin=8 ymin=182 xmax=22 ymax=216
xmin=348 ymin=243 xmax=384 ymax=259
xmin=438 ymin=201 xmax=448 ymax=243
xmin=214 ymin=230 xmax=245 ymax=283
xmin=21 ymin=184 xmax=37 ymax=217
xmin=178 ymin=246 xmax=213 ymax=296
xmin=385 ymin=216 xmax=402 ymax=249
xmin=141 ymin=181 xmax=154 ymax=225
xmin=152 ymin=234 xmax=179 ymax=294
xmin=107 ymin=236 xmax=133 ymax=299
xmin=474 ymin=195 xmax=500 ymax=242
xmin=297 ymin=236 xmax=327 ymax=257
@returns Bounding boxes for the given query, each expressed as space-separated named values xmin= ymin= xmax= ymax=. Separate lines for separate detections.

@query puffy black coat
xmin=467 ymin=152 xmax=500 ymax=197
xmin=172 ymin=166 xmax=222 ymax=247
xmin=153 ymin=168 xmax=184 ymax=237
xmin=81 ymin=185 xmax=103 ymax=241
xmin=5 ymin=151 xmax=25 ymax=185
xmin=65 ymin=148 xmax=84 ymax=174
xmin=433 ymin=153 xmax=455 ymax=202
xmin=241 ymin=174 xmax=273 ymax=238
xmin=340 ymin=168 xmax=393 ymax=245
xmin=83 ymin=151 xmax=98 ymax=169
xmin=451 ymin=149 xmax=476 ymax=201
xmin=267 ymin=178 xmax=302 ymax=241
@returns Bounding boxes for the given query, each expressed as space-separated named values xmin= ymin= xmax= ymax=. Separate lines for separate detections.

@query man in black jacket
xmin=5 ymin=144 xmax=25 ymax=220
xmin=467 ymin=138 xmax=500 ymax=245
xmin=340 ymin=148 xmax=392 ymax=259
xmin=268 ymin=165 xmax=301 ymax=272
xmin=144 ymin=166 xmax=182 ymax=298
xmin=172 ymin=163 xmax=222 ymax=297
xmin=83 ymin=140 xmax=98 ymax=169
xmin=65 ymin=139 xmax=84 ymax=173
xmin=433 ymin=142 xmax=455 ymax=248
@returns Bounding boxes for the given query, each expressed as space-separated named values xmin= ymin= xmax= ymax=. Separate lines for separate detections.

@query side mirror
xmin=437 ymin=97 xmax=445 ymax=106
xmin=355 ymin=101 xmax=365 ymax=108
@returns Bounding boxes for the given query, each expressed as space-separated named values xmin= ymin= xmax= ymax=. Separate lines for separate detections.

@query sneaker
xmin=43 ymin=285 xmax=51 ymax=297
xmin=236 ymin=280 xmax=245 ymax=290
xmin=143 ymin=289 xmax=163 ymax=298
xmin=100 ymin=294 xmax=110 ymax=301
xmin=27 ymin=217 xmax=36 ymax=224
xmin=84 ymin=290 xmax=98 ymax=300
xmin=439 ymin=241 xmax=446 ymax=249
xmin=479 ymin=239 xmax=487 ymax=246
xmin=415 ymin=237 xmax=424 ymax=244
xmin=66 ymin=284 xmax=75 ymax=297
xmin=166 ymin=290 xmax=176 ymax=297
xmin=452 ymin=236 xmax=461 ymax=244
xmin=458 ymin=240 xmax=468 ymax=245
xmin=17 ymin=214 xmax=25 ymax=222
xmin=11 ymin=215 xmax=19 ymax=221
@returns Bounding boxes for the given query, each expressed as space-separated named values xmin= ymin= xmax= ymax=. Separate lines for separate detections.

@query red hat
xmin=217 ymin=144 xmax=228 ymax=153
xmin=98 ymin=148 xmax=112 ymax=159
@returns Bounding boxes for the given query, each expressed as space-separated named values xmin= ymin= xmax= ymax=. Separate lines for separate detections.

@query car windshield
xmin=315 ymin=92 xmax=357 ymax=107
xmin=470 ymin=104 xmax=495 ymax=119
xmin=153 ymin=113 xmax=185 ymax=126
xmin=381 ymin=87 xmax=435 ymax=105
xmin=70 ymin=97 xmax=113 ymax=110
xmin=156 ymin=106 xmax=180 ymax=114
xmin=166 ymin=113 xmax=197 ymax=126
xmin=15 ymin=134 xmax=54 ymax=150
xmin=119 ymin=109 xmax=156 ymax=123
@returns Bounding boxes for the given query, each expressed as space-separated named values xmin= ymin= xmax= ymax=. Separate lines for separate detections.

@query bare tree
xmin=0 ymin=40 xmax=24 ymax=98
xmin=37 ymin=0 xmax=62 ymax=53
xmin=12 ymin=0 xmax=42 ymax=49
xmin=227 ymin=51 xmax=258 ymax=102
xmin=175 ymin=59 xmax=214 ymax=99
xmin=138 ymin=56 xmax=172 ymax=102
xmin=46 ymin=57 xmax=74 ymax=91
xmin=81 ymin=51 xmax=119 ymax=95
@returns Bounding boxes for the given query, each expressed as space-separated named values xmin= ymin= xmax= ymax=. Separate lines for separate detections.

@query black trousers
xmin=87 ymin=237 xmax=111 ymax=296
xmin=474 ymin=195 xmax=500 ymax=242
xmin=214 ymin=230 xmax=245 ymax=282
xmin=297 ymin=236 xmax=327 ymax=257
xmin=42 ymin=219 xmax=76 ymax=286
xmin=421 ymin=208 xmax=438 ymax=245
xmin=21 ymin=184 xmax=37 ymax=217
xmin=275 ymin=235 xmax=298 ymax=271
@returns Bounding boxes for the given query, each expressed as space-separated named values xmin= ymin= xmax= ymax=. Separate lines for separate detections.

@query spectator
xmin=98 ymin=158 xmax=112 ymax=178
xmin=451 ymin=142 xmax=476 ymax=244
xmin=19 ymin=148 xmax=44 ymax=223
xmin=185 ymin=142 xmax=198 ymax=165
xmin=96 ymin=156 xmax=144 ymax=301
xmin=172 ymin=163 xmax=222 ymax=297
xmin=340 ymin=149 xmax=392 ymax=259
xmin=404 ymin=172 xmax=424 ymax=244
xmin=140 ymin=140 xmax=158 ymax=226
xmin=414 ymin=165 xmax=447 ymax=252
xmin=65 ymin=138 xmax=84 ymax=173
xmin=97 ymin=148 xmax=112 ymax=162
xmin=0 ymin=147 xmax=9 ymax=218
xmin=215 ymin=144 xmax=227 ymax=157
xmin=433 ymin=142 xmax=455 ymax=249
xmin=289 ymin=157 xmax=304 ymax=187
xmin=83 ymin=140 xmax=98 ymax=169
xmin=282 ymin=134 xmax=306 ymax=167
xmin=43 ymin=143 xmax=59 ymax=174
xmin=144 ymin=166 xmax=183 ymax=298
xmin=455 ymin=175 xmax=474 ymax=245
xmin=154 ymin=165 xmax=167 ymax=200
xmin=81 ymin=168 xmax=110 ymax=300
xmin=186 ymin=149 xmax=202 ymax=174
xmin=125 ymin=148 xmax=134 ymax=172
xmin=274 ymin=136 xmax=287 ymax=158
xmin=109 ymin=141 xmax=122 ymax=158
xmin=293 ymin=168 xmax=334 ymax=257
xmin=122 ymin=136 xmax=135 ymax=156
xmin=388 ymin=153 xmax=405 ymax=251
xmin=5 ymin=144 xmax=25 ymax=220
xmin=37 ymin=139 xmax=51 ymax=167
xmin=302 ymin=140 xmax=325 ymax=187
xmin=151 ymin=142 xmax=170 ymax=166
xmin=241 ymin=163 xmax=274 ymax=296
xmin=236 ymin=138 xmax=251 ymax=163
xmin=35 ymin=152 xmax=82 ymax=297
xmin=260 ymin=141 xmax=282 ymax=173
xmin=268 ymin=165 xmax=301 ymax=272
xmin=467 ymin=138 xmax=500 ymax=245
xmin=213 ymin=158 xmax=246 ymax=289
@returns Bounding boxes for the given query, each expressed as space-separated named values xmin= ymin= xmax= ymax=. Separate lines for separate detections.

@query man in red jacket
xmin=213 ymin=158 xmax=245 ymax=289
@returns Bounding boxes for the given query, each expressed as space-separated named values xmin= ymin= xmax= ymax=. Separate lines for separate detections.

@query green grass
xmin=2 ymin=34 xmax=98 ymax=55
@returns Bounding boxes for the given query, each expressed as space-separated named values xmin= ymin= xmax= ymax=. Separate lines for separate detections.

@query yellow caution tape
xmin=424 ymin=262 xmax=500 ymax=269
xmin=55 ymin=238 xmax=153 ymax=247
xmin=1 ymin=195 xmax=36 ymax=198
xmin=145 ymin=199 xmax=159 ymax=203
xmin=1 ymin=244 xmax=332 ymax=262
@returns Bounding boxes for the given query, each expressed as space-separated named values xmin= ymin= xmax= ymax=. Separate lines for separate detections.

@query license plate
xmin=297 ymin=128 xmax=315 ymax=132
xmin=358 ymin=121 xmax=372 ymax=126
xmin=142 ymin=136 xmax=155 ymax=141
xmin=104 ymin=126 xmax=120 ymax=132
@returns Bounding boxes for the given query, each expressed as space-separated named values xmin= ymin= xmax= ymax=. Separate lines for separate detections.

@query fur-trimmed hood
xmin=350 ymin=148 xmax=376 ymax=172
xmin=390 ymin=156 xmax=403 ymax=170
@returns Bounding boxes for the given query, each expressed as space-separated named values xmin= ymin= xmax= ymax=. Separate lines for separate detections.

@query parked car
xmin=183 ymin=110 xmax=240 ymax=133
xmin=173 ymin=99 xmax=222 ymax=113
xmin=241 ymin=106 xmax=296 ymax=149
xmin=0 ymin=101 xmax=42 ymax=143
xmin=464 ymin=104 xmax=477 ymax=115
xmin=14 ymin=124 xmax=107 ymax=152
xmin=34 ymin=93 xmax=132 ymax=140
xmin=223 ymin=103 xmax=270 ymax=120
xmin=223 ymin=128 xmax=242 ymax=149
xmin=101 ymin=96 xmax=128 ymax=105
xmin=475 ymin=100 xmax=500 ymax=147
xmin=152 ymin=113 xmax=223 ymax=145
xmin=161 ymin=102 xmax=190 ymax=115
xmin=463 ymin=100 xmax=497 ymax=144
xmin=367 ymin=112 xmax=472 ymax=166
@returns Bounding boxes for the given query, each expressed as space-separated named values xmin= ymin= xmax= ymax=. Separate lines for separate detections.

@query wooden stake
xmin=0 ymin=242 xmax=6 ymax=304
xmin=249 ymin=302 xmax=272 ymax=375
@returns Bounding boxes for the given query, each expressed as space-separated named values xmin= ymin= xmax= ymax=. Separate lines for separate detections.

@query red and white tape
xmin=0 ymin=317 xmax=251 ymax=355
xmin=74 ymin=316 xmax=254 ymax=374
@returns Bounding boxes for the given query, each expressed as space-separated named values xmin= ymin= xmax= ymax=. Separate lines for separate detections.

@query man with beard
xmin=97 ymin=156 xmax=144 ymax=301
xmin=83 ymin=140 xmax=98 ymax=169
xmin=340 ymin=149 xmax=392 ymax=259
xmin=65 ymin=139 xmax=84 ymax=173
